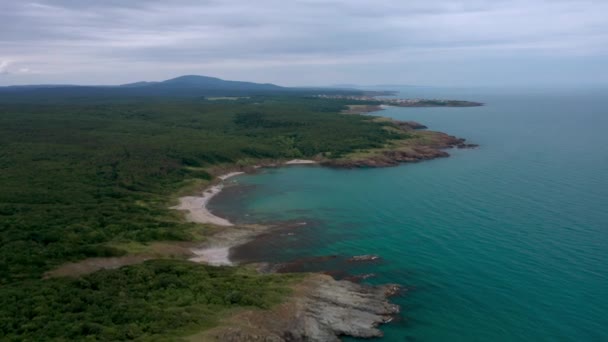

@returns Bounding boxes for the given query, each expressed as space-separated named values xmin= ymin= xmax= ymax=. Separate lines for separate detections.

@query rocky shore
xmin=325 ymin=117 xmax=478 ymax=168
xmin=194 ymin=274 xmax=401 ymax=341
xmin=324 ymin=134 xmax=477 ymax=168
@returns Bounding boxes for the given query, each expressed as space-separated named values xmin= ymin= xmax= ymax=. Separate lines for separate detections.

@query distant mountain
xmin=0 ymin=75 xmax=366 ymax=102
xmin=134 ymin=75 xmax=285 ymax=91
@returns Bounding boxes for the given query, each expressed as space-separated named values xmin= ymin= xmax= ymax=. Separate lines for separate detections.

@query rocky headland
xmin=325 ymin=114 xmax=478 ymax=168
xmin=323 ymin=133 xmax=477 ymax=168
xmin=193 ymin=274 xmax=401 ymax=341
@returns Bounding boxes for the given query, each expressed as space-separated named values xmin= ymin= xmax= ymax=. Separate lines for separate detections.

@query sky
xmin=1 ymin=0 xmax=607 ymax=87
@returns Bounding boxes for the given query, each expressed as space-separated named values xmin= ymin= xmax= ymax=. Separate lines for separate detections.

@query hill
xmin=0 ymin=75 xmax=360 ymax=101
xmin=143 ymin=75 xmax=283 ymax=91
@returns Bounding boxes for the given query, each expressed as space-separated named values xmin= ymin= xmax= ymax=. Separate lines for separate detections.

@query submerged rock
xmin=344 ymin=273 xmax=377 ymax=283
xmin=456 ymin=143 xmax=479 ymax=149
xmin=384 ymin=284 xmax=402 ymax=297
xmin=348 ymin=254 xmax=381 ymax=262
xmin=272 ymin=255 xmax=339 ymax=273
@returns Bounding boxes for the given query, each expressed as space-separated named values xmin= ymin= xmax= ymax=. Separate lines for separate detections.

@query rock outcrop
xmin=343 ymin=273 xmax=377 ymax=283
xmin=197 ymin=274 xmax=400 ymax=341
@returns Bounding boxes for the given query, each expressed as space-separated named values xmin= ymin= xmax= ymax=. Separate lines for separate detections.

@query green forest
xmin=0 ymin=96 xmax=403 ymax=340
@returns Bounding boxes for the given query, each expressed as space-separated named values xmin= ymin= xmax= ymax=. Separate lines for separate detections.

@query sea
xmin=209 ymin=86 xmax=608 ymax=341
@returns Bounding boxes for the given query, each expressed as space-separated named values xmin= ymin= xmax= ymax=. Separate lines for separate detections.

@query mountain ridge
xmin=0 ymin=75 xmax=360 ymax=100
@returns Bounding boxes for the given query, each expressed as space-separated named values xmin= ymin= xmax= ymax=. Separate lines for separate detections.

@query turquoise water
xmin=210 ymin=87 xmax=608 ymax=341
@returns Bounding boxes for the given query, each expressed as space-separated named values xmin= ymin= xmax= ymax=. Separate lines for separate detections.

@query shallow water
xmin=210 ymin=87 xmax=608 ymax=341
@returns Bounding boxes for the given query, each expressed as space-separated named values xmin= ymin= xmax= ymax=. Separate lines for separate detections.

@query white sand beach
xmin=171 ymin=184 xmax=233 ymax=226
xmin=172 ymin=171 xmax=255 ymax=265
xmin=218 ymin=171 xmax=245 ymax=180
xmin=285 ymin=159 xmax=317 ymax=165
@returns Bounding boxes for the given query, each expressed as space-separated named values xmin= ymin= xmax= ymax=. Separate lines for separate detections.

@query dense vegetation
xmin=0 ymin=96 xmax=400 ymax=339
xmin=0 ymin=260 xmax=301 ymax=341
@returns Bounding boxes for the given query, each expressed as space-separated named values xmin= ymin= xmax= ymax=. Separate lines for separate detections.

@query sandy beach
xmin=172 ymin=171 xmax=271 ymax=266
xmin=171 ymin=171 xmax=244 ymax=226
xmin=218 ymin=171 xmax=245 ymax=180
xmin=171 ymin=185 xmax=233 ymax=226
xmin=285 ymin=159 xmax=317 ymax=165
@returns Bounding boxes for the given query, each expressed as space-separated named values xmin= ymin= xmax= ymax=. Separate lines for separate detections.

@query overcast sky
xmin=1 ymin=0 xmax=607 ymax=87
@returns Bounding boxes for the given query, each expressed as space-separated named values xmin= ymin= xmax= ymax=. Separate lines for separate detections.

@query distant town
xmin=316 ymin=94 xmax=483 ymax=107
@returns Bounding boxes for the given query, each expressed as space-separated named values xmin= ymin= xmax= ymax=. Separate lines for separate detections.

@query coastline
xmin=175 ymin=103 xmax=478 ymax=266
xmin=43 ymin=106 xmax=476 ymax=339
xmin=332 ymin=106 xmax=478 ymax=167
xmin=322 ymin=94 xmax=484 ymax=108
xmin=171 ymin=108 xmax=477 ymax=339
xmin=194 ymin=273 xmax=400 ymax=341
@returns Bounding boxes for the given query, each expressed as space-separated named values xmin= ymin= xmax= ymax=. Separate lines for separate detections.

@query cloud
xmin=0 ymin=60 xmax=33 ymax=76
xmin=1 ymin=0 xmax=607 ymax=85
xmin=0 ymin=61 xmax=10 ymax=75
